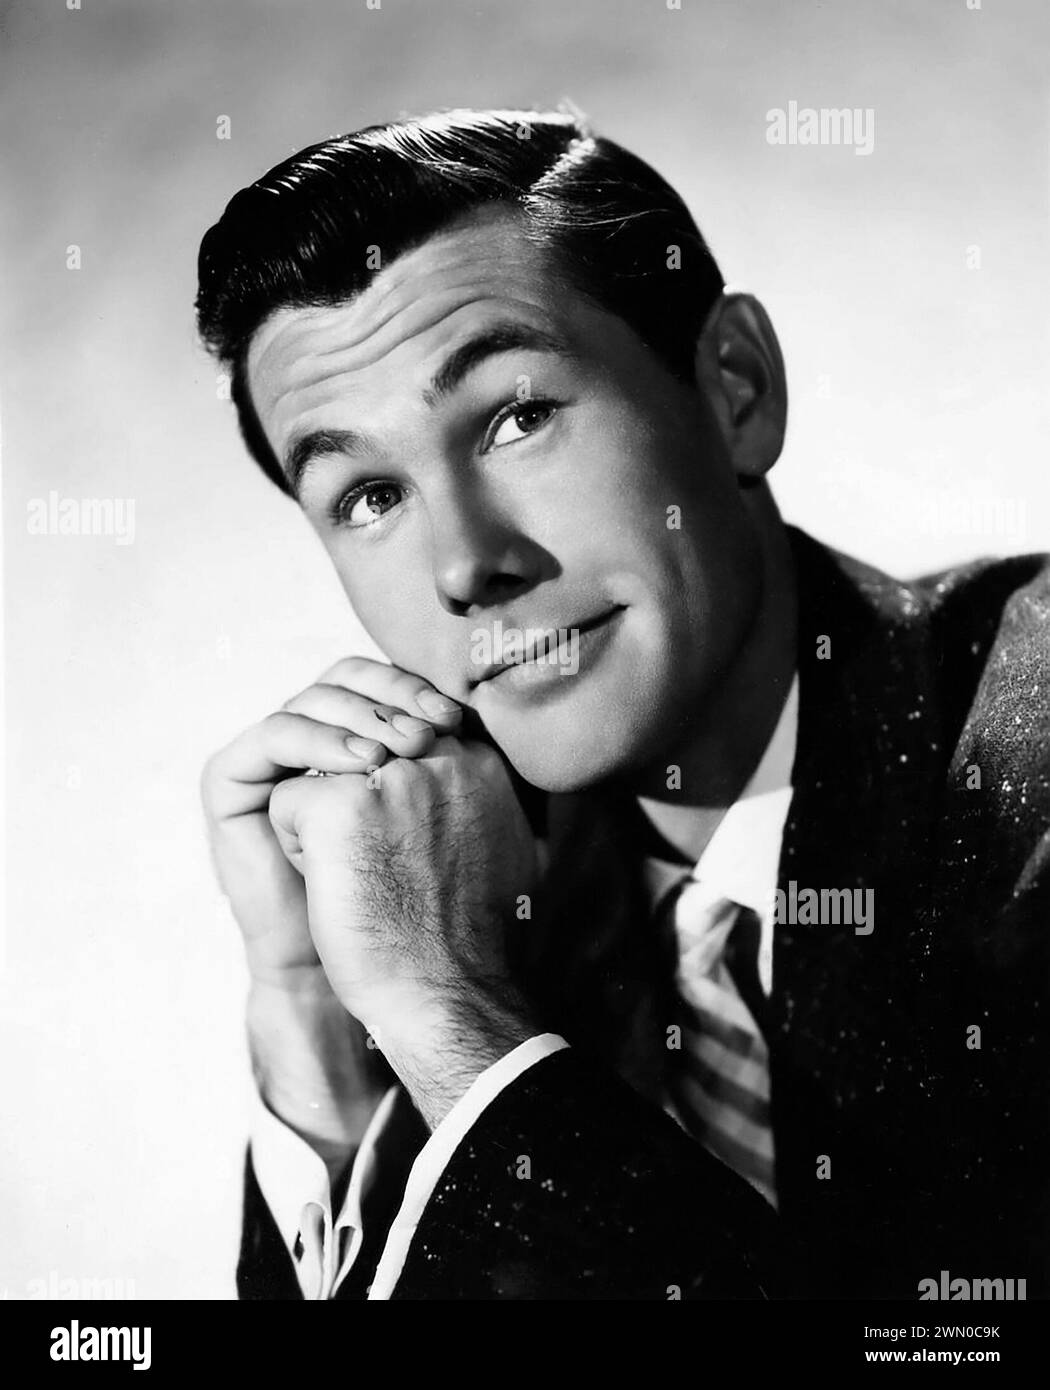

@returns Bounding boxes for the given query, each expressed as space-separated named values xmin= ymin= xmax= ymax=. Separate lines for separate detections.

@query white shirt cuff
xmin=367 ymin=1032 xmax=569 ymax=1300
xmin=249 ymin=1083 xmax=401 ymax=1299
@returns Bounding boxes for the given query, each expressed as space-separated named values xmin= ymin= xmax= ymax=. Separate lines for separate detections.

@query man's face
xmin=247 ymin=208 xmax=764 ymax=792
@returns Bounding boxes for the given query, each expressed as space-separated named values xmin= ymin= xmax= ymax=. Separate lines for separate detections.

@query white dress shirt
xmin=250 ymin=675 xmax=798 ymax=1299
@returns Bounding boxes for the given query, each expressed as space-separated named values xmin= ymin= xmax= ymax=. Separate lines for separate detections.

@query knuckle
xmin=370 ymin=702 xmax=409 ymax=731
xmin=266 ymin=773 xmax=309 ymax=827
xmin=266 ymin=779 xmax=289 ymax=823
xmin=261 ymin=709 xmax=294 ymax=737
xmin=388 ymin=668 xmax=423 ymax=696
xmin=310 ymin=777 xmax=368 ymax=837
xmin=453 ymin=740 xmax=492 ymax=776
xmin=377 ymin=754 xmax=411 ymax=786
xmin=322 ymin=654 xmax=368 ymax=685
xmin=313 ymin=681 xmax=349 ymax=701
xmin=464 ymin=743 xmax=507 ymax=791
xmin=475 ymin=742 xmax=504 ymax=774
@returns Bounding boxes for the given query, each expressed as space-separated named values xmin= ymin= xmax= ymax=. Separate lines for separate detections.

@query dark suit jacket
xmin=238 ymin=526 xmax=1050 ymax=1300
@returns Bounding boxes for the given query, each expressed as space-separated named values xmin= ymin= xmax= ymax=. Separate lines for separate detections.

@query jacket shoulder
xmin=911 ymin=549 xmax=1050 ymax=633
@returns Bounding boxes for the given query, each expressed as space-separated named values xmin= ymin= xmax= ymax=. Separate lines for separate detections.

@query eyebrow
xmin=421 ymin=322 xmax=577 ymax=406
xmin=285 ymin=427 xmax=371 ymax=498
xmin=283 ymin=320 xmax=577 ymax=498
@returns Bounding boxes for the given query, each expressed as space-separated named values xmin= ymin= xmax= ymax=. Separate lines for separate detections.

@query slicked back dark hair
xmin=196 ymin=107 xmax=724 ymax=493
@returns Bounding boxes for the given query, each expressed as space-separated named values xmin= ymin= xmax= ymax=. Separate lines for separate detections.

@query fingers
xmin=203 ymin=712 xmax=387 ymax=820
xmin=202 ymin=657 xmax=462 ymax=823
xmin=268 ymin=768 xmax=371 ymax=852
xmin=283 ymin=683 xmax=437 ymax=758
xmin=317 ymin=656 xmax=463 ymax=730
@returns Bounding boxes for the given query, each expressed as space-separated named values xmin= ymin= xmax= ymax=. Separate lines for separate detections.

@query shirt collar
xmin=643 ymin=674 xmax=799 ymax=915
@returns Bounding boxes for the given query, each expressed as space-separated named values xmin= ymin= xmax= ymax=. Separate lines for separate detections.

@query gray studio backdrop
xmin=2 ymin=0 xmax=1047 ymax=1297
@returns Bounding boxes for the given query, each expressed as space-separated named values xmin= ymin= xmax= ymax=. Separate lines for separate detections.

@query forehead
xmin=246 ymin=208 xmax=583 ymax=450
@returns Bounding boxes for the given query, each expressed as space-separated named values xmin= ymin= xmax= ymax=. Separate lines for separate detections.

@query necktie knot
xmin=668 ymin=877 xmax=742 ymax=977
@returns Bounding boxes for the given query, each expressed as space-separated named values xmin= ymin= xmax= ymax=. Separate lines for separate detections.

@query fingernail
xmin=391 ymin=713 xmax=433 ymax=737
xmin=415 ymin=691 xmax=461 ymax=718
xmin=345 ymin=736 xmax=383 ymax=759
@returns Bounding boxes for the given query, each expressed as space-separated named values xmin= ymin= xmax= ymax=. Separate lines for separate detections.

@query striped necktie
xmin=663 ymin=876 xmax=777 ymax=1208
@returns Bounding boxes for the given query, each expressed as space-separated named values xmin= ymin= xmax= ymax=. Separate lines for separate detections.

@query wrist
xmin=364 ymin=979 xmax=541 ymax=1130
xmin=247 ymin=976 xmax=384 ymax=1161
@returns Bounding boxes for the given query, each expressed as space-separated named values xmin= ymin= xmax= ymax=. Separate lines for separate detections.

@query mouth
xmin=469 ymin=605 xmax=626 ymax=690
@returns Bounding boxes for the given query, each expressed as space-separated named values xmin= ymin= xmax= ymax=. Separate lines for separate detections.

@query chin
xmin=482 ymin=697 xmax=656 ymax=795
xmin=500 ymin=744 xmax=617 ymax=794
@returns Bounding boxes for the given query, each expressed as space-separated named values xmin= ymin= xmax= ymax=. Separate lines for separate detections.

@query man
xmin=196 ymin=108 xmax=1049 ymax=1300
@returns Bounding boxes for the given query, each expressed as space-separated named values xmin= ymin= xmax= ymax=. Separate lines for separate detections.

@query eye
xmin=485 ymin=398 xmax=557 ymax=450
xmin=337 ymin=482 xmax=404 ymax=528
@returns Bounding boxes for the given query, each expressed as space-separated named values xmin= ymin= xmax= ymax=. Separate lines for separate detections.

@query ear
xmin=694 ymin=291 xmax=788 ymax=484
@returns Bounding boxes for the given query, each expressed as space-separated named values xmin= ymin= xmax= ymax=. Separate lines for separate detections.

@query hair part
xmin=196 ymin=107 xmax=724 ymax=492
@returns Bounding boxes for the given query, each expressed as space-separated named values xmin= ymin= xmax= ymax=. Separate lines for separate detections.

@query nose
xmin=428 ymin=483 xmax=547 ymax=618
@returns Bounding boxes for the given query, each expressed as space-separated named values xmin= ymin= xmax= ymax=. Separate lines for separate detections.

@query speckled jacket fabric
xmin=238 ymin=526 xmax=1050 ymax=1300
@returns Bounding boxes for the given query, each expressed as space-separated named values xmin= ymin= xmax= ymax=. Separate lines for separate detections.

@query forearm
xmin=247 ymin=973 xmax=384 ymax=1183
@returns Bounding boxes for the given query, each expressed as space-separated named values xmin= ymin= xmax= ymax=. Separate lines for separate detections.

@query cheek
xmin=534 ymin=428 xmax=667 ymax=555
xmin=612 ymin=428 xmax=754 ymax=596
xmin=330 ymin=549 xmax=433 ymax=658
xmin=584 ymin=432 xmax=760 ymax=653
xmin=567 ymin=400 xmax=731 ymax=538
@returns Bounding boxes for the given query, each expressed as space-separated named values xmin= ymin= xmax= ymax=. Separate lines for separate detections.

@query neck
xmin=630 ymin=509 xmax=797 ymax=863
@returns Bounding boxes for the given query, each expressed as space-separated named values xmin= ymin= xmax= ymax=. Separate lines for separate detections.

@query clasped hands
xmin=202 ymin=657 xmax=541 ymax=1166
